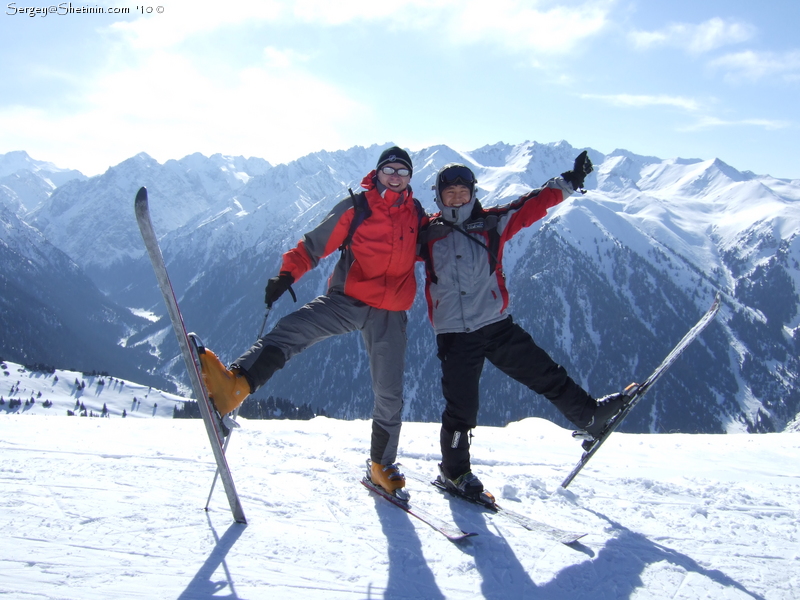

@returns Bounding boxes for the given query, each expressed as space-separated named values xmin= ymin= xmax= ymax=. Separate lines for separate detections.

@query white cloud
xmin=629 ymin=17 xmax=755 ymax=55
xmin=434 ymin=0 xmax=612 ymax=54
xmin=678 ymin=116 xmax=791 ymax=132
xmin=709 ymin=50 xmax=800 ymax=83
xmin=263 ymin=47 xmax=310 ymax=69
xmin=0 ymin=51 xmax=368 ymax=175
xmin=580 ymin=93 xmax=791 ymax=134
xmin=59 ymin=0 xmax=616 ymax=175
xmin=108 ymin=0 xmax=613 ymax=55
xmin=287 ymin=0 xmax=614 ymax=46
xmin=289 ymin=0 xmax=415 ymax=26
xmin=108 ymin=0 xmax=284 ymax=49
xmin=581 ymin=93 xmax=702 ymax=112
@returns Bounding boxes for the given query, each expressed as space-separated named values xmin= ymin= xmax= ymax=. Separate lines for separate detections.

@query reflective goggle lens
xmin=439 ymin=165 xmax=476 ymax=186
xmin=381 ymin=166 xmax=411 ymax=177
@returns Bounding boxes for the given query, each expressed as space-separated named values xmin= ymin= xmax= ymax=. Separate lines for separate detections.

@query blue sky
xmin=2 ymin=0 xmax=798 ymax=178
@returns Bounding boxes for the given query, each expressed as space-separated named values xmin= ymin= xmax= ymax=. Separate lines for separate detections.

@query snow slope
xmin=1 ymin=362 xmax=798 ymax=599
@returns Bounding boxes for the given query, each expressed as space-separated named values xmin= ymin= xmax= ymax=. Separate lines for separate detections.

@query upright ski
xmin=135 ymin=186 xmax=246 ymax=524
xmin=561 ymin=294 xmax=721 ymax=489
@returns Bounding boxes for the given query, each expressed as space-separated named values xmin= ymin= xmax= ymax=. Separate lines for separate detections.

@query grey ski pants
xmin=233 ymin=292 xmax=407 ymax=465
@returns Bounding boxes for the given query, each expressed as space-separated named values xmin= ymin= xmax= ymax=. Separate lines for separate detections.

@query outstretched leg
xmin=484 ymin=317 xmax=596 ymax=428
xmin=204 ymin=294 xmax=366 ymax=415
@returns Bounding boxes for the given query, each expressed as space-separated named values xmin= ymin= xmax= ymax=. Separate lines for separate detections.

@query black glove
xmin=561 ymin=150 xmax=593 ymax=192
xmin=264 ymin=272 xmax=296 ymax=307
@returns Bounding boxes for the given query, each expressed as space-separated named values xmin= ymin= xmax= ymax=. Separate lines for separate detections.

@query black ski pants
xmin=436 ymin=316 xmax=594 ymax=479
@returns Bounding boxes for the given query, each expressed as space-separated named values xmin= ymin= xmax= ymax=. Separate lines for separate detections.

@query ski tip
xmin=711 ymin=292 xmax=722 ymax=312
xmin=135 ymin=186 xmax=148 ymax=204
xmin=560 ymin=532 xmax=587 ymax=545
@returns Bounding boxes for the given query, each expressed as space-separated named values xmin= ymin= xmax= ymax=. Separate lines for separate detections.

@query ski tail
xmin=402 ymin=467 xmax=586 ymax=545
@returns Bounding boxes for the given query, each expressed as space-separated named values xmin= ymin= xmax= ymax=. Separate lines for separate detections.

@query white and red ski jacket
xmin=422 ymin=177 xmax=575 ymax=334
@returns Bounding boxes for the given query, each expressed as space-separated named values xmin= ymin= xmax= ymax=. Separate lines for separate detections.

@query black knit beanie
xmin=376 ymin=146 xmax=413 ymax=175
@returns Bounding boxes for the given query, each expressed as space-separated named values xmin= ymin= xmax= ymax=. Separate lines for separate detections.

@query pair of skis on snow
xmin=363 ymin=465 xmax=587 ymax=544
xmin=136 ymin=186 xmax=720 ymax=533
xmin=361 ymin=297 xmax=720 ymax=542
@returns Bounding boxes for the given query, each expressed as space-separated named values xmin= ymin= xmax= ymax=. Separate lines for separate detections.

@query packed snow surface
xmin=1 ymin=361 xmax=798 ymax=599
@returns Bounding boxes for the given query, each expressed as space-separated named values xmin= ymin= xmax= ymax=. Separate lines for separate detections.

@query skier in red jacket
xmin=200 ymin=147 xmax=426 ymax=499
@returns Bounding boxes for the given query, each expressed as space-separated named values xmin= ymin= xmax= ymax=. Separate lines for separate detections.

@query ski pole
xmin=205 ymin=304 xmax=271 ymax=511
xmin=257 ymin=305 xmax=272 ymax=338
xmin=204 ymin=406 xmax=240 ymax=511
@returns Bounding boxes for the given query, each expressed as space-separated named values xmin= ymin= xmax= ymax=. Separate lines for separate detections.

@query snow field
xmin=1 ymin=413 xmax=797 ymax=599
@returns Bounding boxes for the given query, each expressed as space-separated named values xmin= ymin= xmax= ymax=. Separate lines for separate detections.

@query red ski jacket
xmin=279 ymin=171 xmax=427 ymax=311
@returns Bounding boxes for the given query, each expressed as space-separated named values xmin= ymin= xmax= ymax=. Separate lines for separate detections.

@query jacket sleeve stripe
xmin=280 ymin=199 xmax=355 ymax=280
xmin=493 ymin=177 xmax=572 ymax=244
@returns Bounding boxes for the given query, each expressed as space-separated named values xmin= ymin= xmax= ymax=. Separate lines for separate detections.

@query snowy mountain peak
xmin=0 ymin=150 xmax=37 ymax=176
xmin=120 ymin=152 xmax=160 ymax=171
xmin=172 ymin=152 xmax=273 ymax=187
xmin=2 ymin=141 xmax=800 ymax=436
xmin=0 ymin=150 xmax=76 ymax=179
xmin=0 ymin=151 xmax=86 ymax=215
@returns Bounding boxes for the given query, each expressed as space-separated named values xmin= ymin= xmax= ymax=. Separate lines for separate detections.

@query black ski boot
xmin=582 ymin=392 xmax=628 ymax=437
xmin=437 ymin=464 xmax=485 ymax=499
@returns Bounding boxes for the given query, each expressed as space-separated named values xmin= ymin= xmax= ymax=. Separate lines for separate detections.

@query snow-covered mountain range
xmin=1 ymin=142 xmax=798 ymax=434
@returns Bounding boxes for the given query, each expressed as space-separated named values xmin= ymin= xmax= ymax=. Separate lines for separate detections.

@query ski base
xmin=361 ymin=477 xmax=477 ymax=542
xmin=135 ymin=186 xmax=246 ymax=524
xmin=561 ymin=294 xmax=722 ymax=489
xmin=431 ymin=479 xmax=586 ymax=545
xmin=399 ymin=467 xmax=585 ymax=545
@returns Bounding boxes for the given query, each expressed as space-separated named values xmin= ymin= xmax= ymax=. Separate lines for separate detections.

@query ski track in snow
xmin=1 ymin=411 xmax=798 ymax=600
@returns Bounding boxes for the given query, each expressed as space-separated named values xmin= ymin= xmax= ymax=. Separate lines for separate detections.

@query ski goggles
xmin=380 ymin=166 xmax=411 ymax=177
xmin=438 ymin=165 xmax=476 ymax=187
